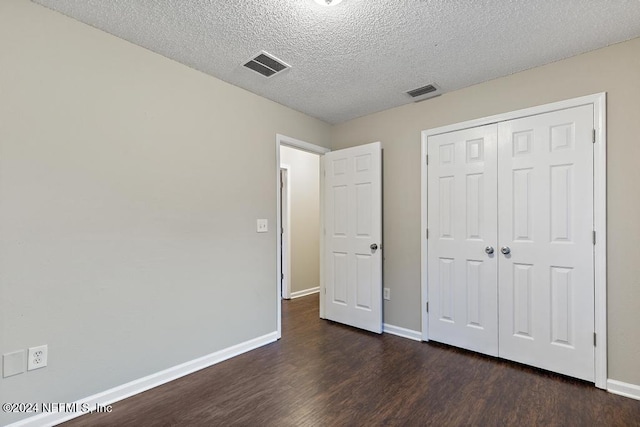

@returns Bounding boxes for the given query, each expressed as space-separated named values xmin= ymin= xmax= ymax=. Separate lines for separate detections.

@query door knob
xmin=370 ymin=243 xmax=378 ymax=251
xmin=501 ymin=246 xmax=511 ymax=255
xmin=485 ymin=246 xmax=494 ymax=255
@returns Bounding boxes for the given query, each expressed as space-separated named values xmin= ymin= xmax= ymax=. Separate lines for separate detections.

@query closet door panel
xmin=427 ymin=124 xmax=499 ymax=356
xmin=497 ymin=105 xmax=595 ymax=382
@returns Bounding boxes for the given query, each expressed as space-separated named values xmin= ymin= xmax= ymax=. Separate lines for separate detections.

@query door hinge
xmin=425 ymin=228 xmax=429 ymax=239
xmin=425 ymin=155 xmax=429 ymax=165
xmin=281 ymin=273 xmax=284 ymax=280
xmin=592 ymin=129 xmax=596 ymax=144
xmin=426 ymin=301 xmax=429 ymax=313
xmin=593 ymin=230 xmax=596 ymax=245
xmin=594 ymin=332 xmax=597 ymax=347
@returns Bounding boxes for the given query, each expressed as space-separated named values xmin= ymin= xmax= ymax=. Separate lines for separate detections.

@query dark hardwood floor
xmin=64 ymin=294 xmax=640 ymax=426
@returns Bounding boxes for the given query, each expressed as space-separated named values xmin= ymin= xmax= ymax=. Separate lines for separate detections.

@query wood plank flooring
xmin=64 ymin=294 xmax=640 ymax=426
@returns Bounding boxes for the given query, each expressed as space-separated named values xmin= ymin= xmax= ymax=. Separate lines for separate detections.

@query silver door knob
xmin=485 ymin=246 xmax=494 ymax=255
xmin=370 ymin=243 xmax=378 ymax=251
xmin=501 ymin=246 xmax=511 ymax=255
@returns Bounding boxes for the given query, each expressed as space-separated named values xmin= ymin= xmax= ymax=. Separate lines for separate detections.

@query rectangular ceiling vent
xmin=243 ymin=51 xmax=290 ymax=78
xmin=406 ymin=83 xmax=441 ymax=102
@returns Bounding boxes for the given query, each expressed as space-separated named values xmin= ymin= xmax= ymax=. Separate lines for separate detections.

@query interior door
xmin=497 ymin=105 xmax=595 ymax=381
xmin=427 ymin=124 xmax=499 ymax=356
xmin=280 ymin=168 xmax=290 ymax=299
xmin=324 ymin=142 xmax=382 ymax=333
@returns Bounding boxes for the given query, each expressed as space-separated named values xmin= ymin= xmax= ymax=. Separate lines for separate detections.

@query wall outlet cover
xmin=27 ymin=345 xmax=48 ymax=371
xmin=257 ymin=219 xmax=268 ymax=233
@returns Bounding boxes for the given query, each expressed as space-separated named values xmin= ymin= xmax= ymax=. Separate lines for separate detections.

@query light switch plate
xmin=257 ymin=219 xmax=268 ymax=233
xmin=3 ymin=350 xmax=25 ymax=378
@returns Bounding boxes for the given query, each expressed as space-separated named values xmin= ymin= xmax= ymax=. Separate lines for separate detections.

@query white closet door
xmin=427 ymin=124 xmax=499 ymax=356
xmin=497 ymin=105 xmax=595 ymax=381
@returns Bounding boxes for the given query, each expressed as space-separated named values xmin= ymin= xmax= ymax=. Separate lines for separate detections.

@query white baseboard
xmin=607 ymin=379 xmax=640 ymax=401
xmin=383 ymin=323 xmax=422 ymax=341
xmin=291 ymin=286 xmax=320 ymax=299
xmin=8 ymin=332 xmax=278 ymax=427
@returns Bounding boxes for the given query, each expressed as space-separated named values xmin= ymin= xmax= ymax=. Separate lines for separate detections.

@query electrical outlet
xmin=257 ymin=219 xmax=268 ymax=233
xmin=383 ymin=287 xmax=391 ymax=300
xmin=27 ymin=345 xmax=48 ymax=371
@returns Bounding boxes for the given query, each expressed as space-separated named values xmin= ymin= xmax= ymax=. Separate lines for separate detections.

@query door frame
xmin=280 ymin=164 xmax=291 ymax=299
xmin=275 ymin=134 xmax=330 ymax=339
xmin=420 ymin=93 xmax=607 ymax=389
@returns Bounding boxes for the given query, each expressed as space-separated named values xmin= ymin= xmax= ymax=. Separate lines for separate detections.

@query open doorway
xmin=280 ymin=146 xmax=320 ymax=300
xmin=275 ymin=135 xmax=329 ymax=338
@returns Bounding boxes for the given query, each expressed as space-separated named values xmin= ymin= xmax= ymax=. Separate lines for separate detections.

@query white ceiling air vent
xmin=406 ymin=83 xmax=441 ymax=102
xmin=243 ymin=51 xmax=290 ymax=78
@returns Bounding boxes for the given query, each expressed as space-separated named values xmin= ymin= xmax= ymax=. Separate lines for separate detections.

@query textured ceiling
xmin=32 ymin=0 xmax=640 ymax=124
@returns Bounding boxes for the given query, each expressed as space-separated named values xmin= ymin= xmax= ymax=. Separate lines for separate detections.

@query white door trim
xmin=420 ymin=93 xmax=607 ymax=389
xmin=275 ymin=134 xmax=330 ymax=339
xmin=279 ymin=164 xmax=291 ymax=299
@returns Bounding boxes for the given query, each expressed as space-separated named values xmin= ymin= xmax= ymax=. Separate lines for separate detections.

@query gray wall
xmin=331 ymin=37 xmax=640 ymax=386
xmin=0 ymin=1 xmax=330 ymax=424
xmin=280 ymin=146 xmax=320 ymax=295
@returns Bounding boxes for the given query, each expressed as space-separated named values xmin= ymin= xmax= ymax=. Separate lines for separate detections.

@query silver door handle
xmin=501 ymin=246 xmax=511 ymax=255
xmin=370 ymin=243 xmax=378 ymax=251
xmin=485 ymin=246 xmax=494 ymax=255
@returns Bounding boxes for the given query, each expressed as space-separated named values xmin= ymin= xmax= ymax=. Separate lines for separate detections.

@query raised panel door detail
xmin=550 ymin=123 xmax=574 ymax=152
xmin=440 ymin=143 xmax=455 ymax=165
xmin=466 ymin=260 xmax=483 ymax=328
xmin=333 ymin=158 xmax=347 ymax=175
xmin=550 ymin=165 xmax=573 ymax=242
xmin=355 ymin=154 xmax=372 ymax=172
xmin=356 ymin=254 xmax=372 ymax=310
xmin=466 ymin=173 xmax=483 ymax=240
xmin=439 ymin=176 xmax=454 ymax=238
xmin=466 ymin=138 xmax=484 ymax=163
xmin=356 ymin=183 xmax=372 ymax=237
xmin=333 ymin=186 xmax=348 ymax=236
xmin=512 ymin=168 xmax=533 ymax=241
xmin=513 ymin=263 xmax=533 ymax=339
xmin=512 ymin=130 xmax=533 ymax=157
xmin=333 ymin=253 xmax=348 ymax=304
xmin=551 ymin=267 xmax=573 ymax=347
xmin=439 ymin=258 xmax=455 ymax=322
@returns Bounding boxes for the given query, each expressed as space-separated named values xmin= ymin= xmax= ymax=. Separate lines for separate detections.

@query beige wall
xmin=331 ymin=37 xmax=640 ymax=386
xmin=280 ymin=146 xmax=320 ymax=294
xmin=0 ymin=0 xmax=330 ymax=424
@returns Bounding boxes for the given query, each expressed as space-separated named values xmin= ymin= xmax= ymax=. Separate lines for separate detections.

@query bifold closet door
xmin=427 ymin=124 xmax=499 ymax=356
xmin=497 ymin=105 xmax=595 ymax=382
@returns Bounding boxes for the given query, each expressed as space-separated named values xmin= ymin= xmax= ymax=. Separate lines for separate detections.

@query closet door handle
xmin=501 ymin=246 xmax=511 ymax=255
xmin=485 ymin=246 xmax=494 ymax=255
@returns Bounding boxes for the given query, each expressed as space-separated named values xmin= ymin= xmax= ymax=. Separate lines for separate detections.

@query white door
xmin=279 ymin=167 xmax=291 ymax=299
xmin=324 ymin=142 xmax=382 ymax=333
xmin=427 ymin=124 xmax=499 ymax=356
xmin=497 ymin=105 xmax=595 ymax=381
